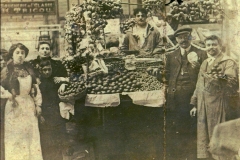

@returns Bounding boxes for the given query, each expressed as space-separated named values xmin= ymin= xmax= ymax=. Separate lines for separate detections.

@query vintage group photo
xmin=0 ymin=0 xmax=240 ymax=160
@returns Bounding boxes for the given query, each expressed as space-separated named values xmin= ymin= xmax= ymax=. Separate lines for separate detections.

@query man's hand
xmin=191 ymin=61 xmax=200 ymax=69
xmin=190 ymin=106 xmax=197 ymax=117
xmin=54 ymin=77 xmax=69 ymax=84
xmin=58 ymin=84 xmax=67 ymax=94
xmin=35 ymin=106 xmax=42 ymax=117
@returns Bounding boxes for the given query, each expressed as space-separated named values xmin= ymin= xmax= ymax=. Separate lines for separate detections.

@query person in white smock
xmin=1 ymin=43 xmax=43 ymax=160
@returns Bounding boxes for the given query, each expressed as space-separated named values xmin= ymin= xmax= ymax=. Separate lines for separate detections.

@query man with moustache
xmin=165 ymin=25 xmax=207 ymax=160
xmin=121 ymin=8 xmax=165 ymax=56
xmin=190 ymin=35 xmax=239 ymax=159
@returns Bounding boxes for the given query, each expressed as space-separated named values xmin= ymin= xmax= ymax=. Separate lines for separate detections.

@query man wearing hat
xmin=165 ymin=25 xmax=207 ymax=160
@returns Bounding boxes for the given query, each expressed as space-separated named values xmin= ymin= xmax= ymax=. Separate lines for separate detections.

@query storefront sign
xmin=1 ymin=1 xmax=56 ymax=14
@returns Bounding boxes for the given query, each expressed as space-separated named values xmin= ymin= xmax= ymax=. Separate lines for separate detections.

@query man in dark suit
xmin=165 ymin=25 xmax=208 ymax=160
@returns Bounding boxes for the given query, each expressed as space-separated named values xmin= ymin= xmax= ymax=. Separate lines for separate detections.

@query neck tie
xmin=182 ymin=50 xmax=187 ymax=57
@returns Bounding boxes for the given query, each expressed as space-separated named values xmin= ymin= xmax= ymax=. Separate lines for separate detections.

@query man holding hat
xmin=165 ymin=25 xmax=207 ymax=159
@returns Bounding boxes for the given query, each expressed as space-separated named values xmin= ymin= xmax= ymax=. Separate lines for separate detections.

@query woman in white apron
xmin=1 ymin=43 xmax=43 ymax=160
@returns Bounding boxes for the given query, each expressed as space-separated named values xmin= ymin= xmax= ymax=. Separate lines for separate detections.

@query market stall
xmin=58 ymin=0 xmax=226 ymax=110
xmin=58 ymin=0 xmax=168 ymax=111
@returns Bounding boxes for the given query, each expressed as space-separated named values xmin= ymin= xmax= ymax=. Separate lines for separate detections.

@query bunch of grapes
xmin=168 ymin=2 xmax=191 ymax=22
xmin=142 ymin=0 xmax=165 ymax=13
xmin=63 ymin=0 xmax=124 ymax=81
xmin=200 ymin=0 xmax=223 ymax=23
xmin=167 ymin=0 xmax=223 ymax=23
xmin=120 ymin=18 xmax=136 ymax=34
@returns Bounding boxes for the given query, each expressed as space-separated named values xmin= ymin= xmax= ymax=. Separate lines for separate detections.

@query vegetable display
xmin=142 ymin=0 xmax=165 ymax=14
xmin=63 ymin=0 xmax=123 ymax=76
xmin=61 ymin=0 xmax=166 ymax=99
xmin=87 ymin=69 xmax=164 ymax=94
xmin=58 ymin=77 xmax=86 ymax=100
xmin=167 ymin=0 xmax=223 ymax=23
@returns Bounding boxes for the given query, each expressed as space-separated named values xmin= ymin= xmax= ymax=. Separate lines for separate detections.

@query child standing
xmin=38 ymin=60 xmax=73 ymax=160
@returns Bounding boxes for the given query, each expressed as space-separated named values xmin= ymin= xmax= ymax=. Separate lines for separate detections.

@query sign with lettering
xmin=1 ymin=1 xmax=56 ymax=14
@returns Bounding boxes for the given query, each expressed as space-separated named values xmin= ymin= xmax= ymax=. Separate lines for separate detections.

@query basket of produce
xmin=58 ymin=79 xmax=87 ymax=102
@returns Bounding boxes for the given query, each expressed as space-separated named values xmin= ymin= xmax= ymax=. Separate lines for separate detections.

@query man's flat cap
xmin=174 ymin=25 xmax=192 ymax=37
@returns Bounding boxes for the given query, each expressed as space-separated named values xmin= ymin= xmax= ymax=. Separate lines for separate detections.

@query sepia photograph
xmin=0 ymin=0 xmax=239 ymax=160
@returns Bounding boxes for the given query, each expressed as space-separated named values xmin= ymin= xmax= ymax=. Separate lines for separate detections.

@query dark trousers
xmin=166 ymin=86 xmax=197 ymax=160
xmin=39 ymin=123 xmax=67 ymax=160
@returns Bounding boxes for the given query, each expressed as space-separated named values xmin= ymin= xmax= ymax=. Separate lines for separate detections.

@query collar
xmin=207 ymin=52 xmax=221 ymax=62
xmin=180 ymin=45 xmax=192 ymax=55
xmin=37 ymin=56 xmax=52 ymax=61
xmin=132 ymin=24 xmax=154 ymax=35
xmin=133 ymin=24 xmax=148 ymax=34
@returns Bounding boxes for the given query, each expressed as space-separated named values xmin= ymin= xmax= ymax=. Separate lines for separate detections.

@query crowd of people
xmin=0 ymin=8 xmax=239 ymax=160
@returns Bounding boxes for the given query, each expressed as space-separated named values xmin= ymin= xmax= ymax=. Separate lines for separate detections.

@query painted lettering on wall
xmin=1 ymin=1 xmax=55 ymax=14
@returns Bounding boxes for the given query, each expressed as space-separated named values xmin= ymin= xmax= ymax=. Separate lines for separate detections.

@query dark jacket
xmin=28 ymin=56 xmax=68 ymax=78
xmin=121 ymin=24 xmax=164 ymax=55
xmin=165 ymin=45 xmax=207 ymax=109
xmin=1 ymin=61 xmax=37 ymax=95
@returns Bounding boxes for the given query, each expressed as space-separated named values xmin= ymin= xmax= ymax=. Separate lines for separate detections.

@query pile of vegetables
xmin=142 ymin=0 xmax=165 ymax=14
xmin=167 ymin=0 xmax=223 ymax=23
xmin=87 ymin=70 xmax=164 ymax=94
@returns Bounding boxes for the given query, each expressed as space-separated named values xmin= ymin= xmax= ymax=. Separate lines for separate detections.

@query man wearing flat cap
xmin=165 ymin=25 xmax=207 ymax=160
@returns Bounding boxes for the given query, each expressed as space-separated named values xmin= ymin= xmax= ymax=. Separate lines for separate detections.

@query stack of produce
xmin=120 ymin=18 xmax=136 ymax=34
xmin=206 ymin=62 xmax=238 ymax=95
xmin=63 ymin=0 xmax=123 ymax=64
xmin=87 ymin=70 xmax=164 ymax=94
xmin=62 ymin=0 xmax=124 ymax=99
xmin=137 ymin=72 xmax=164 ymax=91
xmin=167 ymin=0 xmax=223 ymax=23
xmin=142 ymin=0 xmax=165 ymax=14
xmin=87 ymin=70 xmax=141 ymax=94
xmin=200 ymin=0 xmax=223 ymax=23
xmin=103 ymin=58 xmax=125 ymax=72
xmin=62 ymin=54 xmax=86 ymax=75
xmin=206 ymin=63 xmax=223 ymax=78
xmin=168 ymin=2 xmax=190 ymax=23
xmin=59 ymin=77 xmax=86 ymax=100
